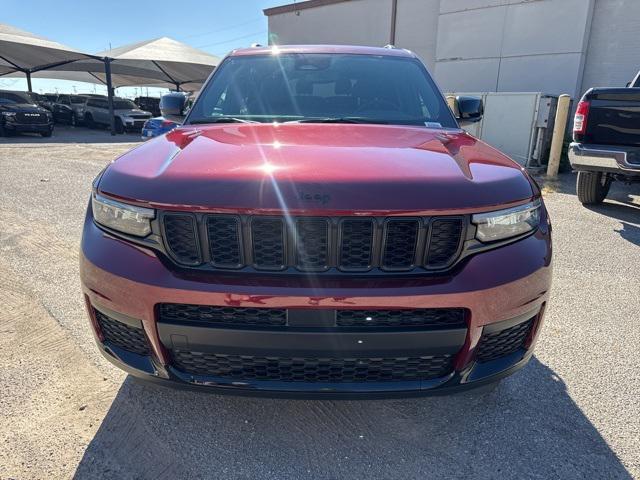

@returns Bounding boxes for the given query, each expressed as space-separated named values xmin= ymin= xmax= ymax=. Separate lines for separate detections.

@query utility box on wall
xmin=448 ymin=92 xmax=559 ymax=168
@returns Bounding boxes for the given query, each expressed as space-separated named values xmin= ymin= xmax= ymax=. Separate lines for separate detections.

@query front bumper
xmin=569 ymin=142 xmax=640 ymax=175
xmin=4 ymin=121 xmax=53 ymax=133
xmin=80 ymin=210 xmax=552 ymax=398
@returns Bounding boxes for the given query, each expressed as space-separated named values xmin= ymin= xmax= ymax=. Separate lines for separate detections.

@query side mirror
xmin=160 ymin=93 xmax=187 ymax=117
xmin=456 ymin=96 xmax=483 ymax=123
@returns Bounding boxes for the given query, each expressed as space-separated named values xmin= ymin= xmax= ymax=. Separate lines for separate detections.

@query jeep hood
xmin=98 ymin=123 xmax=535 ymax=213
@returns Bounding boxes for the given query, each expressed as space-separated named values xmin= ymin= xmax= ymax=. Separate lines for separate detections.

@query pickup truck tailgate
xmin=583 ymin=88 xmax=640 ymax=147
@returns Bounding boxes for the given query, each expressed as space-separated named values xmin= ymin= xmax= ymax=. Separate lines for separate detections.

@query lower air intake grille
xmin=476 ymin=318 xmax=534 ymax=362
xmin=172 ymin=351 xmax=454 ymax=382
xmin=158 ymin=303 xmax=287 ymax=327
xmin=95 ymin=310 xmax=149 ymax=355
xmin=336 ymin=309 xmax=466 ymax=329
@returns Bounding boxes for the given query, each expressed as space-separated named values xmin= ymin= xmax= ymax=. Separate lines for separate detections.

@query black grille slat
xmin=95 ymin=310 xmax=149 ymax=355
xmin=337 ymin=309 xmax=466 ymax=329
xmin=426 ymin=219 xmax=463 ymax=268
xmin=252 ymin=218 xmax=286 ymax=270
xmin=295 ymin=219 xmax=329 ymax=271
xmin=207 ymin=216 xmax=242 ymax=268
xmin=159 ymin=303 xmax=287 ymax=327
xmin=476 ymin=318 xmax=534 ymax=362
xmin=339 ymin=219 xmax=374 ymax=271
xmin=163 ymin=214 xmax=201 ymax=265
xmin=172 ymin=351 xmax=454 ymax=382
xmin=381 ymin=219 xmax=419 ymax=270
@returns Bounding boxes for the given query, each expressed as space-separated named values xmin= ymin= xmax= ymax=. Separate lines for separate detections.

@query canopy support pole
xmin=25 ymin=70 xmax=32 ymax=92
xmin=104 ymin=58 xmax=116 ymax=136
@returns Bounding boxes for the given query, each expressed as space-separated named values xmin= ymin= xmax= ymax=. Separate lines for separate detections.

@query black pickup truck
xmin=569 ymin=71 xmax=640 ymax=204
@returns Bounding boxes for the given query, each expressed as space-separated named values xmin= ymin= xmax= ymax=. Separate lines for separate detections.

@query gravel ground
xmin=0 ymin=129 xmax=638 ymax=479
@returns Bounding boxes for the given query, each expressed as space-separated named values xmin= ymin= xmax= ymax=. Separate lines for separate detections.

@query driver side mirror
xmin=447 ymin=96 xmax=484 ymax=123
xmin=455 ymin=96 xmax=483 ymax=123
xmin=160 ymin=93 xmax=187 ymax=118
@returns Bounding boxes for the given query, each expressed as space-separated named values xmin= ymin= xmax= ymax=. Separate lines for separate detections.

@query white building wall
xmin=267 ymin=0 xmax=393 ymax=47
xmin=393 ymin=0 xmax=440 ymax=69
xmin=581 ymin=0 xmax=640 ymax=93
xmin=434 ymin=0 xmax=594 ymax=98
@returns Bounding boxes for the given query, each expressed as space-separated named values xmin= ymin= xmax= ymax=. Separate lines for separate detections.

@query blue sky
xmin=1 ymin=0 xmax=286 ymax=96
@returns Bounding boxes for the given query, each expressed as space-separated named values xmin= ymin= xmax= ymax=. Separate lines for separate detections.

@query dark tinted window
xmin=114 ymin=99 xmax=137 ymax=109
xmin=189 ymin=53 xmax=456 ymax=127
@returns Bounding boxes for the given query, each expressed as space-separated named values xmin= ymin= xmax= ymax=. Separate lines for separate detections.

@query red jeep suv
xmin=80 ymin=45 xmax=552 ymax=398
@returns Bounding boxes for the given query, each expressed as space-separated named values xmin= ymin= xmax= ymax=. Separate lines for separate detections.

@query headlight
xmin=1 ymin=111 xmax=16 ymax=117
xmin=472 ymin=199 xmax=541 ymax=242
xmin=92 ymin=192 xmax=154 ymax=237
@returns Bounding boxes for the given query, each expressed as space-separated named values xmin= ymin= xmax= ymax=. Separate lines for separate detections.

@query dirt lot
xmin=1 ymin=129 xmax=639 ymax=479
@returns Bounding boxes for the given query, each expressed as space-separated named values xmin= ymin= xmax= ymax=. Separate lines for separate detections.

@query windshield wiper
xmin=189 ymin=117 xmax=259 ymax=125
xmin=287 ymin=117 xmax=390 ymax=124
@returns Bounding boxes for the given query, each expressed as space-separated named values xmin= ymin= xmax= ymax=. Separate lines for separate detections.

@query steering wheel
xmin=355 ymin=98 xmax=399 ymax=113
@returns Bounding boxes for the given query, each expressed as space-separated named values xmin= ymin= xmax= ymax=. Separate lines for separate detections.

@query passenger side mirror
xmin=160 ymin=93 xmax=187 ymax=118
xmin=455 ymin=96 xmax=483 ymax=123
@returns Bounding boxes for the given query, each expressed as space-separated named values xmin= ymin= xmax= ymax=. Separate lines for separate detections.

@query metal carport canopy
xmin=30 ymin=37 xmax=221 ymax=92
xmin=1 ymin=27 xmax=220 ymax=133
xmin=0 ymin=23 xmax=99 ymax=91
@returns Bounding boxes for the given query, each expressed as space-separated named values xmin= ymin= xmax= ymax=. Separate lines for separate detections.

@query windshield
xmin=114 ymin=99 xmax=137 ymax=109
xmin=188 ymin=53 xmax=456 ymax=127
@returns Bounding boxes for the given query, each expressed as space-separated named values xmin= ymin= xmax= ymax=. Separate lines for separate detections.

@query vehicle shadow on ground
xmin=0 ymin=125 xmax=141 ymax=145
xmin=73 ymin=358 xmax=632 ymax=479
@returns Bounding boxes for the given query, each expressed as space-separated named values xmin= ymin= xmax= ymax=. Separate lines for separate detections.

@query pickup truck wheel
xmin=85 ymin=114 xmax=94 ymax=129
xmin=577 ymin=171 xmax=611 ymax=205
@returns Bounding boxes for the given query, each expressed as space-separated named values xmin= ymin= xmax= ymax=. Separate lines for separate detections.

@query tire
xmin=577 ymin=171 xmax=611 ymax=205
xmin=0 ymin=123 xmax=5 ymax=137
xmin=40 ymin=129 xmax=53 ymax=138
xmin=114 ymin=117 xmax=125 ymax=134
xmin=85 ymin=114 xmax=95 ymax=129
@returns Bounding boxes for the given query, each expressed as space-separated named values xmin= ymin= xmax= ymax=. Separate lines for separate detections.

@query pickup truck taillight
xmin=573 ymin=100 xmax=590 ymax=136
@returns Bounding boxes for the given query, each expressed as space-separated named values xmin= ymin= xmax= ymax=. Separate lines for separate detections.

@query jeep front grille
xmin=161 ymin=214 xmax=465 ymax=273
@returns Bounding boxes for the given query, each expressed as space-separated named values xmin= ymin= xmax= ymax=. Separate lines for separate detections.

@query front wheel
xmin=85 ymin=114 xmax=95 ymax=129
xmin=40 ymin=129 xmax=53 ymax=138
xmin=577 ymin=171 xmax=611 ymax=205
